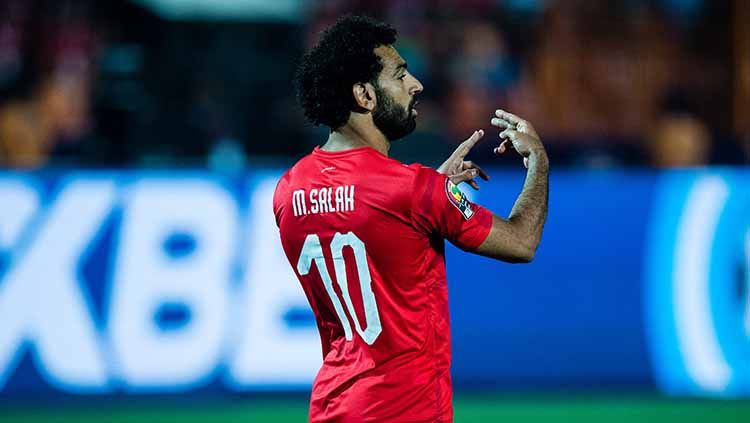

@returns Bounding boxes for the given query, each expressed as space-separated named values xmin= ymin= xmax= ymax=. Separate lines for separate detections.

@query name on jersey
xmin=291 ymin=185 xmax=355 ymax=216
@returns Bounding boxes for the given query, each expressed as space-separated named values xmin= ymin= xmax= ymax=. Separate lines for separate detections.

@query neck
xmin=321 ymin=119 xmax=390 ymax=156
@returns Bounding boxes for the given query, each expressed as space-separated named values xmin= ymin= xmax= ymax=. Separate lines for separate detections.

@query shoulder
xmin=275 ymin=152 xmax=320 ymax=189
xmin=375 ymin=160 xmax=447 ymax=215
xmin=272 ymin=155 xmax=313 ymax=219
xmin=272 ymin=171 xmax=289 ymax=226
xmin=273 ymin=160 xmax=301 ymax=199
xmin=407 ymin=163 xmax=448 ymax=193
xmin=273 ymin=169 xmax=291 ymax=200
xmin=370 ymin=154 xmax=436 ymax=182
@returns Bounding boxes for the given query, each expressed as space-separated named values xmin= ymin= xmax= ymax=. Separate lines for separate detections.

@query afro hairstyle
xmin=294 ymin=15 xmax=398 ymax=130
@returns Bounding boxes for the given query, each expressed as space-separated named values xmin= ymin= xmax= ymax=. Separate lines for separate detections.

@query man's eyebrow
xmin=393 ymin=62 xmax=408 ymax=75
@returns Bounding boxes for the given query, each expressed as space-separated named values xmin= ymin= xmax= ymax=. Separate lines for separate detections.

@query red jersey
xmin=273 ymin=146 xmax=492 ymax=422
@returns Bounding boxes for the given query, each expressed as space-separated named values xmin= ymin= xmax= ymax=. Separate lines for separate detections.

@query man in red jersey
xmin=273 ymin=15 xmax=548 ymax=422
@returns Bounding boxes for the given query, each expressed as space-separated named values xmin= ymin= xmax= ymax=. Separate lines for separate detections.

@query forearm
xmin=507 ymin=150 xmax=549 ymax=254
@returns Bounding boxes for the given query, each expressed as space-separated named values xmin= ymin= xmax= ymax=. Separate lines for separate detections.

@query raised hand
xmin=490 ymin=109 xmax=544 ymax=169
xmin=437 ymin=130 xmax=489 ymax=190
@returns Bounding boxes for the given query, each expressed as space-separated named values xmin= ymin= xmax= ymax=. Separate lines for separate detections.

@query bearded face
xmin=372 ymin=82 xmax=417 ymax=141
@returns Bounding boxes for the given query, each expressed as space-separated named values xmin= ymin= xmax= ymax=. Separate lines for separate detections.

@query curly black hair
xmin=294 ymin=15 xmax=397 ymax=130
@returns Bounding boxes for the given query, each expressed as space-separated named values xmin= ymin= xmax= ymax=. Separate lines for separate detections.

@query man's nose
xmin=410 ymin=75 xmax=423 ymax=95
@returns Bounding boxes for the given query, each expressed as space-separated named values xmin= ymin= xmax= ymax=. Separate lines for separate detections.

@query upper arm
xmin=408 ymin=166 xmax=539 ymax=264
xmin=409 ymin=166 xmax=493 ymax=251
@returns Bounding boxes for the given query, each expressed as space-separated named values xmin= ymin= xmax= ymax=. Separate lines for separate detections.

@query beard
xmin=372 ymin=84 xmax=417 ymax=141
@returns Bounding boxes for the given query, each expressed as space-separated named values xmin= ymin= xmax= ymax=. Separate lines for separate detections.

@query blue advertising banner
xmin=646 ymin=170 xmax=750 ymax=397
xmin=0 ymin=169 xmax=747 ymax=396
xmin=449 ymin=170 xmax=657 ymax=389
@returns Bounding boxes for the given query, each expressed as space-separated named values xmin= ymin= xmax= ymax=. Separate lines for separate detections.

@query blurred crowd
xmin=0 ymin=0 xmax=747 ymax=169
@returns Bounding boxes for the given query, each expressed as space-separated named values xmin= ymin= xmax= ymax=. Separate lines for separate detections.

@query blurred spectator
xmin=0 ymin=0 xmax=742 ymax=168
xmin=0 ymin=0 xmax=96 ymax=168
xmin=445 ymin=21 xmax=518 ymax=139
xmin=648 ymin=91 xmax=710 ymax=168
xmin=649 ymin=115 xmax=710 ymax=167
xmin=0 ymin=67 xmax=93 ymax=168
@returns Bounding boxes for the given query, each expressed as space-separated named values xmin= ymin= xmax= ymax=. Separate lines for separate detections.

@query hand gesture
xmin=437 ymin=130 xmax=489 ymax=190
xmin=490 ymin=109 xmax=544 ymax=169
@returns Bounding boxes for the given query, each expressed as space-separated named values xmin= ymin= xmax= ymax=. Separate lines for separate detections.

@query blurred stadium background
xmin=0 ymin=0 xmax=749 ymax=422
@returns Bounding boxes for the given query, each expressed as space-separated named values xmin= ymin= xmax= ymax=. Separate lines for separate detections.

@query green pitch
xmin=3 ymin=395 xmax=750 ymax=423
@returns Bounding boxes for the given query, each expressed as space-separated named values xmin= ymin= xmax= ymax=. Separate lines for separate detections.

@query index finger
xmin=453 ymin=129 xmax=485 ymax=159
xmin=494 ymin=109 xmax=526 ymax=127
xmin=490 ymin=117 xmax=513 ymax=129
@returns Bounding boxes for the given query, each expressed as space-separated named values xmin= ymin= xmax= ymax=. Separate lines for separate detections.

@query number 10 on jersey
xmin=296 ymin=232 xmax=382 ymax=345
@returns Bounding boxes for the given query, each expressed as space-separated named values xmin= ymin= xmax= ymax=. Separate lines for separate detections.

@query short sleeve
xmin=272 ymin=172 xmax=290 ymax=228
xmin=409 ymin=166 xmax=493 ymax=251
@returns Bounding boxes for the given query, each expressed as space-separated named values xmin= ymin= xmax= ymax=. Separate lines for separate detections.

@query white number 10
xmin=296 ymin=232 xmax=382 ymax=345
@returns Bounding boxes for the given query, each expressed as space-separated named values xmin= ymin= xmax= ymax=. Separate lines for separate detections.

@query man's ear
xmin=352 ymin=82 xmax=376 ymax=112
